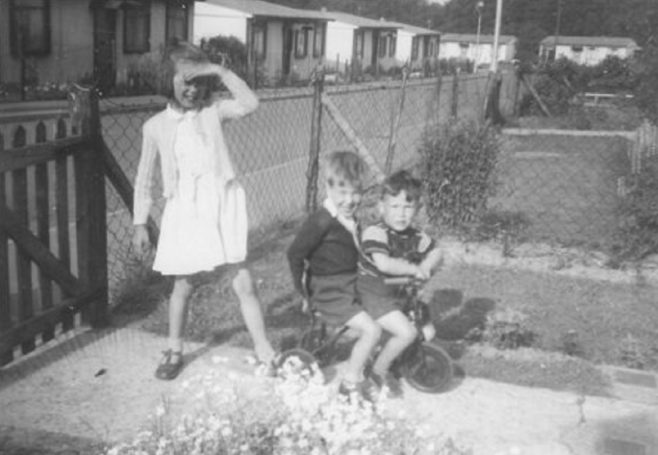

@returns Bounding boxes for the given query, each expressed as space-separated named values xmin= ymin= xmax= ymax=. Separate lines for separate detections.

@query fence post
xmin=385 ymin=66 xmax=409 ymax=175
xmin=306 ymin=68 xmax=324 ymax=213
xmin=451 ymin=70 xmax=460 ymax=118
xmin=426 ymin=69 xmax=443 ymax=129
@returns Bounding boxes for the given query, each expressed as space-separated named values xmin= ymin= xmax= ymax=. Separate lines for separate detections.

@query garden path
xmin=0 ymin=325 xmax=656 ymax=455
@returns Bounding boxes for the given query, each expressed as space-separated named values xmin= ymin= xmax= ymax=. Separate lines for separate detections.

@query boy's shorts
xmin=308 ymin=273 xmax=363 ymax=326
xmin=356 ymin=273 xmax=404 ymax=321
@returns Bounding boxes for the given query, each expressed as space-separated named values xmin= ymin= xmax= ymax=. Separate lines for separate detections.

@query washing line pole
xmin=490 ymin=0 xmax=503 ymax=73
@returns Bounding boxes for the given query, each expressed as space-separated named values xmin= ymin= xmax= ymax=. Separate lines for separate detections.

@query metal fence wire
xmin=97 ymin=68 xmax=657 ymax=301
xmin=98 ymin=73 xmax=490 ymax=300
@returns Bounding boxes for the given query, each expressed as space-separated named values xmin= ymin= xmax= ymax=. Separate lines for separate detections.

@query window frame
xmin=294 ymin=26 xmax=310 ymax=59
xmin=411 ymin=37 xmax=420 ymax=60
xmin=123 ymin=1 xmax=151 ymax=54
xmin=388 ymin=33 xmax=396 ymax=57
xmin=377 ymin=33 xmax=388 ymax=58
xmin=9 ymin=0 xmax=51 ymax=57
xmin=354 ymin=30 xmax=364 ymax=59
xmin=252 ymin=22 xmax=267 ymax=60
xmin=312 ymin=23 xmax=325 ymax=58
xmin=165 ymin=0 xmax=188 ymax=45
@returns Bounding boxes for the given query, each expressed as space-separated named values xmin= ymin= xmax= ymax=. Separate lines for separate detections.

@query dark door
xmin=93 ymin=7 xmax=117 ymax=92
xmin=371 ymin=30 xmax=379 ymax=70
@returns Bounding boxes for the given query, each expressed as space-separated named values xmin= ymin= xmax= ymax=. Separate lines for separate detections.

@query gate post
xmin=75 ymin=87 xmax=109 ymax=327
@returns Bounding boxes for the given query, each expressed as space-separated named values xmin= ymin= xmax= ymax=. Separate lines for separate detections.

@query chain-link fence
xmin=99 ymin=71 xmax=497 ymax=300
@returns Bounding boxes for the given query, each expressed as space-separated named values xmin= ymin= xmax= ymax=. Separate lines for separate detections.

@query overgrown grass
xmin=111 ymin=207 xmax=658 ymax=396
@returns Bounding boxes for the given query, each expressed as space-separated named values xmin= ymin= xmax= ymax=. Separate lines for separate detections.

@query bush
xmin=200 ymin=35 xmax=249 ymax=82
xmin=418 ymin=120 xmax=501 ymax=233
xmin=634 ymin=43 xmax=658 ymax=124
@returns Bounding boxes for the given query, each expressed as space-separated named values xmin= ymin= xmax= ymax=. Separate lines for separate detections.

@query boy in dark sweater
xmin=287 ymin=151 xmax=381 ymax=401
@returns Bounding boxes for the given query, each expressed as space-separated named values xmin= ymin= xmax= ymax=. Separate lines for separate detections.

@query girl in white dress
xmin=132 ymin=43 xmax=276 ymax=380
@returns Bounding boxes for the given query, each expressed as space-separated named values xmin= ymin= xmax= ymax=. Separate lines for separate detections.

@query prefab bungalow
xmin=389 ymin=22 xmax=440 ymax=73
xmin=0 ymin=0 xmax=197 ymax=93
xmin=539 ymin=36 xmax=639 ymax=66
xmin=194 ymin=0 xmax=330 ymax=84
xmin=439 ymin=33 xmax=517 ymax=68
xmin=314 ymin=10 xmax=400 ymax=76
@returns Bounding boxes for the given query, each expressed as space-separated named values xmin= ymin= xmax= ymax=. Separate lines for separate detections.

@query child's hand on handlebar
xmin=413 ymin=265 xmax=430 ymax=281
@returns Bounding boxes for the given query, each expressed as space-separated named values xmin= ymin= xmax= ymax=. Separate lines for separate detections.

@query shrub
xmin=418 ymin=120 xmax=501 ymax=233
xmin=634 ymin=43 xmax=658 ymax=124
xmin=200 ymin=35 xmax=249 ymax=82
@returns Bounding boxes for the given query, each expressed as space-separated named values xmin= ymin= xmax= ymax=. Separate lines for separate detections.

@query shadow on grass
xmin=429 ymin=288 xmax=496 ymax=358
xmin=0 ymin=425 xmax=105 ymax=455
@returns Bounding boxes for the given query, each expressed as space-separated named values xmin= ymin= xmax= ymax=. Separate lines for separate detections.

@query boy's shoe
xmin=155 ymin=350 xmax=184 ymax=380
xmin=370 ymin=370 xmax=403 ymax=398
xmin=338 ymin=378 xmax=380 ymax=403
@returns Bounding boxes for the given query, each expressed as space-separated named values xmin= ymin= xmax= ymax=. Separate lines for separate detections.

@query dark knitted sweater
xmin=287 ymin=207 xmax=359 ymax=294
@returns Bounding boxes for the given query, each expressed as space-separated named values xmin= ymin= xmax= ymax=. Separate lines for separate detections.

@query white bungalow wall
xmin=554 ymin=44 xmax=634 ymax=66
xmin=325 ymin=20 xmax=357 ymax=72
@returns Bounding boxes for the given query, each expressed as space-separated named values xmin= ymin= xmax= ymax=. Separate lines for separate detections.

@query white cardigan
xmin=133 ymin=69 xmax=258 ymax=226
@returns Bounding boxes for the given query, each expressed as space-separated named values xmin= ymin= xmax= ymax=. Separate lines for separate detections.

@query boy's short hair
xmin=381 ymin=170 xmax=423 ymax=203
xmin=325 ymin=151 xmax=367 ymax=188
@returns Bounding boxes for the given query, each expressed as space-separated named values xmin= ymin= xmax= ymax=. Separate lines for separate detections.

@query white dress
xmin=153 ymin=109 xmax=247 ymax=276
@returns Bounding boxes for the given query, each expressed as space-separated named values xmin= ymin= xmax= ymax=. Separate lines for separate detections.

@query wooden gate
xmin=0 ymin=89 xmax=108 ymax=365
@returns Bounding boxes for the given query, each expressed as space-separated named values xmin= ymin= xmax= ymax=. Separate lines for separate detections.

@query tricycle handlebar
xmin=383 ymin=276 xmax=423 ymax=286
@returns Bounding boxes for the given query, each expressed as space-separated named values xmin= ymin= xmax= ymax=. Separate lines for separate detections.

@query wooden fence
xmin=0 ymin=88 xmax=108 ymax=365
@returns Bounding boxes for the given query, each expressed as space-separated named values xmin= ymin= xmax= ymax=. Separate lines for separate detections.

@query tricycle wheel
xmin=402 ymin=341 xmax=453 ymax=393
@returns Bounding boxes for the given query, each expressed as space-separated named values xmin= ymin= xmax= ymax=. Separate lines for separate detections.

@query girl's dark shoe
xmin=155 ymin=350 xmax=184 ymax=380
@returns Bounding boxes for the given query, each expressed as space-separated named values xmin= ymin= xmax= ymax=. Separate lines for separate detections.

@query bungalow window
xmin=10 ymin=0 xmax=51 ymax=57
xmin=252 ymin=24 xmax=267 ymax=59
xmin=378 ymin=34 xmax=388 ymax=58
xmin=313 ymin=24 xmax=325 ymax=58
xmin=166 ymin=0 xmax=188 ymax=44
xmin=354 ymin=30 xmax=364 ymax=59
xmin=571 ymin=45 xmax=583 ymax=52
xmin=294 ymin=27 xmax=311 ymax=58
xmin=426 ymin=39 xmax=436 ymax=58
xmin=124 ymin=2 xmax=150 ymax=53
xmin=388 ymin=34 xmax=396 ymax=57
xmin=411 ymin=37 xmax=420 ymax=60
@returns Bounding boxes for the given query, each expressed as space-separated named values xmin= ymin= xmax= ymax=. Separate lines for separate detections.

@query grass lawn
xmin=111 ymin=216 xmax=658 ymax=398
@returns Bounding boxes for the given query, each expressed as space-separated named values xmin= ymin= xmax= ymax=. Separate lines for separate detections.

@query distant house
xmin=389 ymin=22 xmax=441 ymax=72
xmin=439 ymin=33 xmax=517 ymax=67
xmin=0 ymin=0 xmax=196 ymax=92
xmin=194 ymin=0 xmax=330 ymax=84
xmin=314 ymin=10 xmax=399 ymax=75
xmin=539 ymin=36 xmax=639 ymax=66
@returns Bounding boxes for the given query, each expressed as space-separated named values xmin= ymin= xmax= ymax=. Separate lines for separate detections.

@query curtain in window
xmin=124 ymin=3 xmax=150 ymax=53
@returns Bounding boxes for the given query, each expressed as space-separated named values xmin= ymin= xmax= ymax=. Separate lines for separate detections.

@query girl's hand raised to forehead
xmin=176 ymin=60 xmax=220 ymax=82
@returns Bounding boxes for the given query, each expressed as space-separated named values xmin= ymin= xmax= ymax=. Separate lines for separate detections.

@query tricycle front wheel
xmin=402 ymin=341 xmax=453 ymax=393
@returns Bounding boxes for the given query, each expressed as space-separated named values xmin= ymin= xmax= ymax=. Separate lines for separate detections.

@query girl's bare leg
xmin=232 ymin=268 xmax=276 ymax=363
xmin=168 ymin=276 xmax=194 ymax=353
